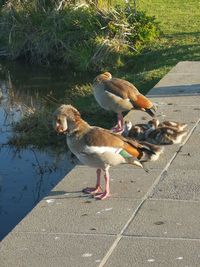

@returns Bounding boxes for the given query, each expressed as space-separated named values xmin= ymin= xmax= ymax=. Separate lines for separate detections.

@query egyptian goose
xmin=93 ymin=72 xmax=156 ymax=132
xmin=53 ymin=104 xmax=163 ymax=200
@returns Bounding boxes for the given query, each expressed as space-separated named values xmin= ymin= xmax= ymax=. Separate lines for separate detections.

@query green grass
xmin=113 ymin=0 xmax=200 ymax=94
xmin=137 ymin=0 xmax=200 ymax=34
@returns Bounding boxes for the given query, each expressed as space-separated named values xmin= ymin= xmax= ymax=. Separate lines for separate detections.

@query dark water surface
xmin=0 ymin=60 xmax=83 ymax=240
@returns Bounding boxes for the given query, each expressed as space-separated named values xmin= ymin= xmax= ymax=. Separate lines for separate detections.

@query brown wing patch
xmin=103 ymin=80 xmax=128 ymax=99
xmin=133 ymin=94 xmax=153 ymax=109
xmin=111 ymin=78 xmax=139 ymax=93
xmin=85 ymin=128 xmax=125 ymax=148
xmin=103 ymin=78 xmax=139 ymax=100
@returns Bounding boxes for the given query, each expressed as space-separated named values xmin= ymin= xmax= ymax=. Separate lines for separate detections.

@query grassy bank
xmin=0 ymin=2 xmax=160 ymax=71
xmin=6 ymin=0 xmax=200 ymax=149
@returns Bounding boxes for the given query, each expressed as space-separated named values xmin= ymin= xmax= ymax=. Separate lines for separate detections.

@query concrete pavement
xmin=1 ymin=61 xmax=200 ymax=267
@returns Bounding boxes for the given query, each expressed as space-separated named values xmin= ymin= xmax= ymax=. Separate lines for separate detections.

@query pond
xmin=0 ymin=60 xmax=86 ymax=240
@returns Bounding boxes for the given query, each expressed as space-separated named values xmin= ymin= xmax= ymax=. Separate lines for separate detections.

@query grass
xmin=137 ymin=0 xmax=200 ymax=34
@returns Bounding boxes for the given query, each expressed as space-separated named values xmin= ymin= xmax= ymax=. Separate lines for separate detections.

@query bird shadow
xmin=46 ymin=190 xmax=94 ymax=200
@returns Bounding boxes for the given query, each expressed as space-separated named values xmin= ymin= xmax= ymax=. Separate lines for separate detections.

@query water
xmin=0 ymin=60 xmax=83 ymax=240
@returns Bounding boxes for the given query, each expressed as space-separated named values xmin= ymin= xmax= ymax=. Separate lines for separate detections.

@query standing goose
xmin=53 ymin=105 xmax=163 ymax=200
xmin=93 ymin=72 xmax=156 ymax=132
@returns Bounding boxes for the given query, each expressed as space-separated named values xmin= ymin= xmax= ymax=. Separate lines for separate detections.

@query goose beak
xmin=55 ymin=122 xmax=68 ymax=134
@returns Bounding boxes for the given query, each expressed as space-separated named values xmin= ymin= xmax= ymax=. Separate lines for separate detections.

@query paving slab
xmin=168 ymin=61 xmax=200 ymax=74
xmin=167 ymin=124 xmax=200 ymax=170
xmin=13 ymin=197 xmax=141 ymax=235
xmin=104 ymin=236 xmax=200 ymax=267
xmin=125 ymin=199 xmax=200 ymax=239
xmin=149 ymin=80 xmax=200 ymax=97
xmin=149 ymin=95 xmax=200 ymax=106
xmin=151 ymin=169 xmax=200 ymax=200
xmin=0 ymin=232 xmax=115 ymax=267
xmin=50 ymin=166 xmax=161 ymax=199
xmin=148 ymin=61 xmax=200 ymax=97
xmin=153 ymin=105 xmax=200 ymax=126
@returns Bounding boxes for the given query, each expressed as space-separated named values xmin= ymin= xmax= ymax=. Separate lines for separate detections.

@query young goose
xmin=122 ymin=121 xmax=133 ymax=137
xmin=53 ymin=104 xmax=163 ymax=200
xmin=123 ymin=121 xmax=150 ymax=140
xmin=145 ymin=126 xmax=188 ymax=145
xmin=93 ymin=72 xmax=156 ymax=132
xmin=123 ymin=119 xmax=187 ymax=145
xmin=148 ymin=118 xmax=187 ymax=132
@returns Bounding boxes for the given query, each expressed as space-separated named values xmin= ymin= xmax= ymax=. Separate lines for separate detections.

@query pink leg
xmin=111 ymin=113 xmax=124 ymax=133
xmin=95 ymin=169 xmax=110 ymax=200
xmin=82 ymin=169 xmax=102 ymax=194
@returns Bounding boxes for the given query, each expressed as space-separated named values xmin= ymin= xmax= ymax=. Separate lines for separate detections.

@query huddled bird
xmin=123 ymin=121 xmax=150 ymax=140
xmin=123 ymin=118 xmax=188 ymax=145
xmin=92 ymin=72 xmax=156 ymax=132
xmin=53 ymin=105 xmax=163 ymax=200
xmin=148 ymin=118 xmax=187 ymax=132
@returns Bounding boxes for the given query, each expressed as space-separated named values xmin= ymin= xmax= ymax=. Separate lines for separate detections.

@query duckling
xmin=93 ymin=72 xmax=156 ymax=132
xmin=53 ymin=104 xmax=163 ymax=200
xmin=159 ymin=120 xmax=187 ymax=131
xmin=123 ymin=121 xmax=133 ymax=137
xmin=123 ymin=119 xmax=187 ymax=145
xmin=148 ymin=118 xmax=187 ymax=132
xmin=145 ymin=126 xmax=188 ymax=145
xmin=123 ymin=120 xmax=150 ymax=140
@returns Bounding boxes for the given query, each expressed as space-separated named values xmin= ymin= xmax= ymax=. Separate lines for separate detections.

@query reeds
xmin=0 ymin=1 xmax=160 ymax=71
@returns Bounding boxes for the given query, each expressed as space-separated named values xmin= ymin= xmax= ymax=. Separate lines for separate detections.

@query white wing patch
xmin=83 ymin=145 xmax=122 ymax=154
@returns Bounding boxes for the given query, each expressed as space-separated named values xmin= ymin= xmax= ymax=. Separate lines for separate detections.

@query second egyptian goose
xmin=93 ymin=72 xmax=156 ymax=132
xmin=53 ymin=104 xmax=163 ymax=200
